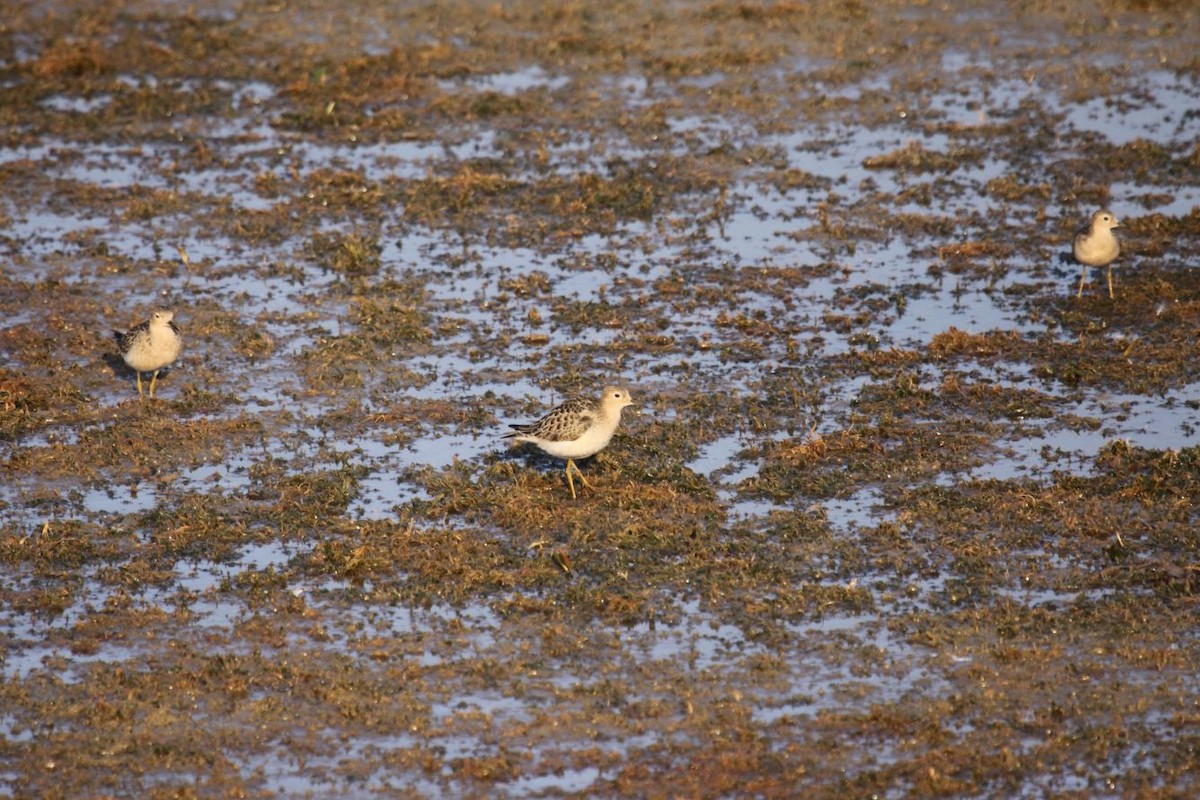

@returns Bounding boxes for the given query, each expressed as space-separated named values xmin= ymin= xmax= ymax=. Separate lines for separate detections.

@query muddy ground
xmin=2 ymin=0 xmax=1200 ymax=797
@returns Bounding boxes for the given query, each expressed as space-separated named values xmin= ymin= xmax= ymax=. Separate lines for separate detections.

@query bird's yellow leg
xmin=563 ymin=459 xmax=594 ymax=499
xmin=1077 ymin=265 xmax=1087 ymax=299
xmin=148 ymin=369 xmax=160 ymax=399
xmin=564 ymin=461 xmax=578 ymax=500
xmin=1106 ymin=266 xmax=1114 ymax=299
xmin=136 ymin=372 xmax=145 ymax=400
xmin=568 ymin=459 xmax=593 ymax=489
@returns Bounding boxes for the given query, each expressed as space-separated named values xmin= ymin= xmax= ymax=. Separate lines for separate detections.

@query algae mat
xmin=2 ymin=1 xmax=1200 ymax=797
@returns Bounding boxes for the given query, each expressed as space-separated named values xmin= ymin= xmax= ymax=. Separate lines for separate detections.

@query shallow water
xmin=2 ymin=2 xmax=1200 ymax=796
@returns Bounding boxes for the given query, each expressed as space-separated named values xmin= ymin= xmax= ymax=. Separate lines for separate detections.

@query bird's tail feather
xmin=502 ymin=423 xmax=533 ymax=438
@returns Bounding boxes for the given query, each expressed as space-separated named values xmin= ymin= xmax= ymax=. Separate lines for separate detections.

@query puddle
xmin=632 ymin=599 xmax=767 ymax=670
xmin=1059 ymin=70 xmax=1200 ymax=146
xmin=816 ymin=487 xmax=886 ymax=530
xmin=441 ymin=66 xmax=571 ymax=95
xmin=1112 ymin=182 xmax=1200 ymax=217
xmin=81 ymin=482 xmax=160 ymax=515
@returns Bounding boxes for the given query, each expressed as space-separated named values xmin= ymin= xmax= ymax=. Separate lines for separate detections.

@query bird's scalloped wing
xmin=539 ymin=408 xmax=594 ymax=442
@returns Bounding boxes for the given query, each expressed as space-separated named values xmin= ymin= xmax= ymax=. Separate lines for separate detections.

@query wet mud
xmin=2 ymin=0 xmax=1200 ymax=796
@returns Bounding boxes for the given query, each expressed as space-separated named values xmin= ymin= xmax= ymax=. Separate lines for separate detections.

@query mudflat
xmin=2 ymin=1 xmax=1199 ymax=796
